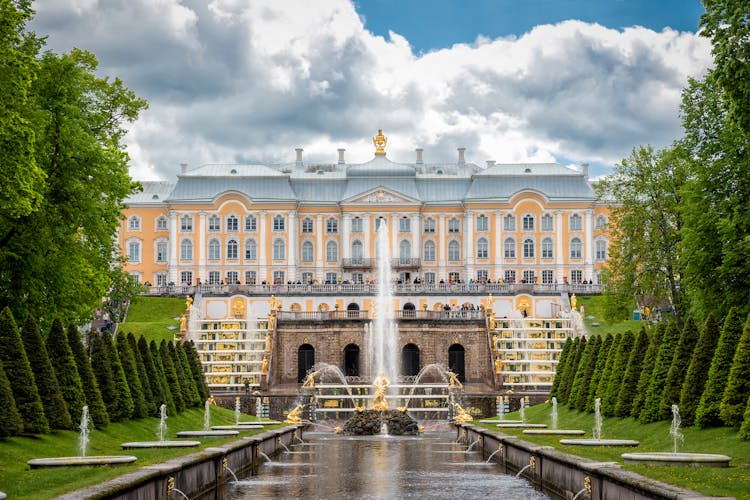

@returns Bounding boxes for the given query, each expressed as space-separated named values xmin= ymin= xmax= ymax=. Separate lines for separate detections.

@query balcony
xmin=391 ymin=258 xmax=421 ymax=269
xmin=342 ymin=258 xmax=375 ymax=269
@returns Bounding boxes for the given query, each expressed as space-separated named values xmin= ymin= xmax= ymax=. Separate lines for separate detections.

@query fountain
xmin=621 ymin=405 xmax=731 ymax=467
xmin=122 ymin=404 xmax=201 ymax=448
xmin=284 ymin=404 xmax=306 ymax=424
xmin=560 ymin=398 xmax=639 ymax=447
xmin=522 ymin=397 xmax=585 ymax=437
xmin=496 ymin=397 xmax=546 ymax=428
xmin=28 ymin=406 xmax=138 ymax=468
xmin=177 ymin=399 xmax=240 ymax=438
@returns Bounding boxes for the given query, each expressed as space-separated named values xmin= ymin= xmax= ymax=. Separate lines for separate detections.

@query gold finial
xmin=373 ymin=129 xmax=387 ymax=156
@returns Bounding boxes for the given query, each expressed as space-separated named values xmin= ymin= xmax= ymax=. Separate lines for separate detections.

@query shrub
xmin=116 ymin=332 xmax=147 ymax=418
xmin=129 ymin=333 xmax=156 ymax=416
xmin=45 ymin=318 xmax=86 ymax=427
xmin=569 ymin=335 xmax=599 ymax=410
xmin=184 ymin=340 xmax=210 ymax=402
xmin=574 ymin=335 xmax=602 ymax=411
xmin=639 ymin=322 xmax=680 ymax=423
xmin=614 ymin=327 xmax=650 ymax=417
xmin=550 ymin=338 xmax=573 ymax=399
xmin=593 ymin=333 xmax=621 ymax=412
xmin=559 ymin=337 xmax=586 ymax=405
xmin=150 ymin=340 xmax=176 ymax=416
xmin=630 ymin=323 xmax=664 ymax=418
xmin=679 ymin=315 xmax=721 ymax=426
xmin=603 ymin=330 xmax=635 ymax=417
xmin=67 ymin=325 xmax=109 ymax=427
xmin=659 ymin=317 xmax=700 ymax=420
xmin=720 ymin=312 xmax=750 ymax=427
xmin=0 ymin=359 xmax=23 ymax=437
xmin=159 ymin=340 xmax=184 ymax=413
xmin=586 ymin=334 xmax=614 ymax=412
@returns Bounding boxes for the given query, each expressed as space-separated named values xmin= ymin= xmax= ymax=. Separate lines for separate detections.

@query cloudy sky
xmin=29 ymin=0 xmax=713 ymax=181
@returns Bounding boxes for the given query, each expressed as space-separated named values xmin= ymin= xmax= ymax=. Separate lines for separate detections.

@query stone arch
xmin=297 ymin=344 xmax=315 ymax=383
xmin=401 ymin=343 xmax=420 ymax=377
xmin=343 ymin=344 xmax=360 ymax=377
xmin=448 ymin=344 xmax=466 ymax=383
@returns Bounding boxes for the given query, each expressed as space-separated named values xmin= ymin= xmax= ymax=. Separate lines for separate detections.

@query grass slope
xmin=119 ymin=297 xmax=186 ymax=343
xmin=580 ymin=295 xmax=644 ymax=336
xmin=0 ymin=405 xmax=283 ymax=499
xmin=479 ymin=403 xmax=750 ymax=499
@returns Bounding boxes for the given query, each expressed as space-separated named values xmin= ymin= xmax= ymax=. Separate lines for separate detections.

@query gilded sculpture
xmin=373 ymin=129 xmax=387 ymax=156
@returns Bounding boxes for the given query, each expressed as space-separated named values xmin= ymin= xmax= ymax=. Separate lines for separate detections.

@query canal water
xmin=230 ymin=432 xmax=548 ymax=499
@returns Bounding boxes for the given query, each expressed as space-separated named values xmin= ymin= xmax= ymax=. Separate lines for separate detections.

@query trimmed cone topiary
xmin=184 ymin=340 xmax=210 ymax=402
xmin=129 ymin=333 xmax=156 ymax=416
xmin=679 ymin=315 xmax=721 ymax=426
xmin=160 ymin=340 xmax=184 ymax=413
xmin=593 ymin=333 xmax=621 ymax=413
xmin=116 ymin=332 xmax=147 ymax=418
xmin=659 ymin=317 xmax=700 ymax=420
xmin=139 ymin=337 xmax=168 ymax=416
xmin=150 ymin=340 xmax=176 ymax=416
xmin=568 ymin=336 xmax=595 ymax=409
xmin=603 ymin=330 xmax=635 ymax=417
xmin=559 ymin=337 xmax=586 ymax=405
xmin=0 ymin=359 xmax=23 ymax=437
xmin=720 ymin=312 xmax=750 ymax=428
xmin=630 ymin=323 xmax=664 ymax=418
xmin=175 ymin=342 xmax=201 ymax=407
xmin=614 ymin=328 xmax=650 ymax=417
xmin=550 ymin=337 xmax=573 ymax=400
xmin=45 ymin=318 xmax=86 ymax=427
xmin=586 ymin=334 xmax=614 ymax=413
xmin=102 ymin=332 xmax=133 ymax=421
xmin=639 ymin=322 xmax=681 ymax=423
xmin=68 ymin=325 xmax=109 ymax=428
xmin=738 ymin=394 xmax=750 ymax=440
xmin=574 ymin=335 xmax=602 ymax=411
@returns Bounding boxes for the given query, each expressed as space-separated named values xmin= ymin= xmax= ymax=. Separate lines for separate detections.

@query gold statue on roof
xmin=373 ymin=129 xmax=387 ymax=156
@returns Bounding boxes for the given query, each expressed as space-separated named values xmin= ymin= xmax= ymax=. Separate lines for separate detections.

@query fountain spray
xmin=670 ymin=405 xmax=684 ymax=454
xmin=204 ymin=400 xmax=211 ymax=431
xmin=78 ymin=406 xmax=90 ymax=457
xmin=158 ymin=404 xmax=168 ymax=442
xmin=551 ymin=397 xmax=558 ymax=430
xmin=373 ymin=223 xmax=399 ymax=393
xmin=593 ymin=398 xmax=602 ymax=440
xmin=235 ymin=397 xmax=241 ymax=425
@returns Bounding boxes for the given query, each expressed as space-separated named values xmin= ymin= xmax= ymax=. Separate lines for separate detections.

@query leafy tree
xmin=0 ymin=358 xmax=23 ymax=437
xmin=659 ymin=317 xmax=700 ymax=419
xmin=586 ymin=334 xmax=614 ymax=413
xmin=184 ymin=340 xmax=210 ymax=402
xmin=45 ymin=318 xmax=86 ymax=426
xmin=159 ymin=340 xmax=184 ymax=413
xmin=116 ymin=332 xmax=146 ymax=418
xmin=640 ymin=322 xmax=680 ymax=423
xmin=21 ymin=316 xmax=71 ymax=429
xmin=603 ymin=330 xmax=635 ymax=417
xmin=128 ymin=333 xmax=155 ymax=416
xmin=150 ymin=340 xmax=176 ymax=416
xmin=630 ymin=323 xmax=664 ymax=418
xmin=700 ymin=0 xmax=750 ymax=135
xmin=614 ymin=328 xmax=650 ymax=417
xmin=67 ymin=324 xmax=108 ymax=427
xmin=573 ymin=335 xmax=602 ymax=411
xmin=569 ymin=335 xmax=600 ymax=410
xmin=102 ymin=332 xmax=133 ymax=421
xmin=559 ymin=337 xmax=585 ymax=405
xmin=696 ymin=308 xmax=744 ymax=428
xmin=596 ymin=145 xmax=688 ymax=328
xmin=679 ymin=314 xmax=721 ymax=426
xmin=0 ymin=307 xmax=48 ymax=433
xmin=550 ymin=337 xmax=573 ymax=400
xmin=593 ymin=333 xmax=621 ymax=413
xmin=720 ymin=313 xmax=750 ymax=427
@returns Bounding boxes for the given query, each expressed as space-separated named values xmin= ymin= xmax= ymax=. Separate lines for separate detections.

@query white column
xmin=168 ymin=210 xmax=178 ymax=284
xmin=464 ymin=211 xmax=474 ymax=279
xmin=363 ymin=214 xmax=371 ymax=258
xmin=584 ymin=208 xmax=594 ymax=281
xmin=391 ymin=214 xmax=398 ymax=258
xmin=316 ymin=214 xmax=324 ymax=282
xmin=411 ymin=213 xmax=420 ymax=260
xmin=342 ymin=214 xmax=351 ymax=260
xmin=495 ymin=210 xmax=503 ymax=280
xmin=258 ymin=211 xmax=266 ymax=282
xmin=438 ymin=214 xmax=446 ymax=280
xmin=198 ymin=211 xmax=207 ymax=283
xmin=555 ymin=210 xmax=564 ymax=282
xmin=288 ymin=210 xmax=297 ymax=282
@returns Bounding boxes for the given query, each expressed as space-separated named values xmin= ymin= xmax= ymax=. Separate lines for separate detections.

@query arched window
xmin=399 ymin=240 xmax=411 ymax=262
xmin=273 ymin=215 xmax=285 ymax=231
xmin=351 ymin=217 xmax=363 ymax=232
xmin=297 ymin=344 xmax=315 ymax=383
xmin=423 ymin=217 xmax=436 ymax=233
xmin=273 ymin=239 xmax=285 ymax=260
xmin=504 ymin=237 xmax=516 ymax=258
xmin=476 ymin=238 xmax=488 ymax=259
xmin=522 ymin=214 xmax=535 ymax=231
xmin=156 ymin=216 xmax=168 ymax=231
xmin=227 ymin=239 xmax=238 ymax=259
xmin=155 ymin=240 xmax=168 ymax=263
xmin=208 ymin=215 xmax=221 ymax=231
xmin=569 ymin=213 xmax=582 ymax=231
xmin=523 ymin=238 xmax=535 ymax=258
xmin=326 ymin=240 xmax=338 ymax=262
xmin=226 ymin=215 xmax=239 ymax=232
xmin=541 ymin=214 xmax=553 ymax=231
xmin=302 ymin=241 xmax=314 ymax=262
xmin=448 ymin=344 xmax=465 ymax=382
xmin=503 ymin=214 xmax=516 ymax=231
xmin=476 ymin=214 xmax=489 ymax=231
xmin=180 ymin=215 xmax=193 ymax=232
xmin=351 ymin=240 xmax=363 ymax=260
xmin=208 ymin=238 xmax=221 ymax=260
xmin=596 ymin=239 xmax=608 ymax=260
xmin=245 ymin=239 xmax=257 ymax=260
xmin=302 ymin=217 xmax=313 ymax=233
xmin=127 ymin=239 xmax=141 ymax=263
xmin=401 ymin=344 xmax=420 ymax=376
xmin=326 ymin=217 xmax=338 ymax=233
xmin=423 ymin=241 xmax=436 ymax=261
xmin=542 ymin=238 xmax=554 ymax=259
xmin=343 ymin=344 xmax=360 ymax=376
xmin=448 ymin=240 xmax=460 ymax=261
xmin=180 ymin=239 xmax=193 ymax=260
xmin=595 ymin=215 xmax=607 ymax=230
xmin=128 ymin=215 xmax=141 ymax=231
xmin=399 ymin=217 xmax=411 ymax=232
xmin=448 ymin=217 xmax=460 ymax=233
xmin=570 ymin=238 xmax=582 ymax=259
xmin=245 ymin=215 xmax=257 ymax=231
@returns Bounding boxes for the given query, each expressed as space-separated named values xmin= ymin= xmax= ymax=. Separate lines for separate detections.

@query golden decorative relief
xmin=373 ymin=129 xmax=387 ymax=156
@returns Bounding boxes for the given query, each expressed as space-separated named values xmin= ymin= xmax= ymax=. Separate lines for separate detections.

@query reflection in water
xmin=231 ymin=433 xmax=548 ymax=500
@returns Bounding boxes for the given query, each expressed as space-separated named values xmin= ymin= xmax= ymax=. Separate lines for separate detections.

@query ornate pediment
xmin=343 ymin=187 xmax=419 ymax=205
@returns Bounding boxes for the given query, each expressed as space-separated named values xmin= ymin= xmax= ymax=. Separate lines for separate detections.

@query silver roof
xmin=127 ymin=181 xmax=175 ymax=204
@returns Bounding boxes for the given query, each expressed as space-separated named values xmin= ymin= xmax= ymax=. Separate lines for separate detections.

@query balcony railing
xmin=275 ymin=310 xmax=487 ymax=321
xmin=391 ymin=258 xmax=421 ymax=268
xmin=278 ymin=310 xmax=370 ymax=321
xmin=342 ymin=258 xmax=375 ymax=269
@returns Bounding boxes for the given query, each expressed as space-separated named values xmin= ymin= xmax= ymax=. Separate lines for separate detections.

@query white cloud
xmin=30 ymin=0 xmax=712 ymax=180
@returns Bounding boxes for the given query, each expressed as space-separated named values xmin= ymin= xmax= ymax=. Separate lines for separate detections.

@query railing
xmin=394 ymin=310 xmax=485 ymax=320
xmin=391 ymin=258 xmax=421 ymax=268
xmin=275 ymin=309 xmax=487 ymax=322
xmin=277 ymin=310 xmax=370 ymax=321
xmin=341 ymin=258 xmax=375 ymax=268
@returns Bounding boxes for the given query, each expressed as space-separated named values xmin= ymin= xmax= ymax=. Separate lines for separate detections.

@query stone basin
xmin=523 ymin=429 xmax=585 ymax=436
xmin=176 ymin=430 xmax=239 ymax=437
xmin=238 ymin=420 xmax=281 ymax=425
xmin=27 ymin=456 xmax=137 ymax=468
xmin=479 ymin=419 xmax=524 ymax=424
xmin=496 ymin=423 xmax=547 ymax=428
xmin=121 ymin=441 xmax=200 ymax=449
xmin=211 ymin=425 xmax=264 ymax=430
xmin=621 ymin=452 xmax=731 ymax=467
xmin=560 ymin=439 xmax=639 ymax=447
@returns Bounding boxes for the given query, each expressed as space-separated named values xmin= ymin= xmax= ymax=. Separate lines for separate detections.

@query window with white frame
xmin=273 ymin=215 xmax=285 ymax=231
xmin=128 ymin=215 xmax=141 ymax=231
xmin=569 ymin=213 xmax=582 ymax=231
xmin=476 ymin=214 xmax=489 ymax=231
xmin=448 ymin=272 xmax=461 ymax=283
xmin=273 ymin=271 xmax=285 ymax=284
xmin=208 ymin=271 xmax=220 ymax=285
xmin=245 ymin=239 xmax=257 ymax=260
xmin=227 ymin=239 xmax=238 ymax=260
xmin=504 ymin=237 xmax=516 ymax=258
xmin=503 ymin=214 xmax=516 ymax=231
xmin=245 ymin=271 xmax=256 ymax=285
xmin=571 ymin=270 xmax=583 ymax=283
xmin=570 ymin=238 xmax=582 ymax=259
xmin=523 ymin=238 xmax=535 ymax=258
xmin=351 ymin=241 xmax=363 ymax=260
xmin=541 ymin=214 xmax=553 ymax=231
xmin=227 ymin=271 xmax=239 ymax=284
xmin=301 ymin=272 xmax=314 ymax=284
xmin=326 ymin=241 xmax=338 ymax=262
xmin=208 ymin=215 xmax=221 ymax=232
xmin=155 ymin=240 xmax=168 ymax=263
xmin=399 ymin=217 xmax=411 ymax=232
xmin=375 ymin=217 xmax=385 ymax=231
xmin=541 ymin=270 xmax=553 ymax=284
xmin=423 ymin=241 xmax=436 ymax=261
xmin=156 ymin=216 xmax=168 ymax=231
xmin=448 ymin=217 xmax=460 ymax=233
xmin=127 ymin=240 xmax=141 ymax=263
xmin=351 ymin=217 xmax=363 ymax=232
xmin=351 ymin=272 xmax=364 ymax=284
xmin=477 ymin=270 xmax=488 ymax=282
xmin=504 ymin=270 xmax=516 ymax=283
xmin=325 ymin=272 xmax=338 ymax=283
xmin=302 ymin=217 xmax=314 ymax=233
xmin=302 ymin=241 xmax=314 ymax=262
xmin=522 ymin=214 xmax=535 ymax=231
xmin=448 ymin=240 xmax=460 ymax=261
xmin=424 ymin=272 xmax=436 ymax=284
xmin=523 ymin=270 xmax=535 ymax=283
xmin=180 ymin=271 xmax=193 ymax=285
xmin=542 ymin=238 xmax=554 ymax=259
xmin=476 ymin=238 xmax=488 ymax=259
xmin=180 ymin=215 xmax=193 ymax=232
xmin=129 ymin=271 xmax=141 ymax=283
xmin=423 ymin=218 xmax=436 ymax=233
xmin=273 ymin=239 xmax=285 ymax=260
xmin=399 ymin=240 xmax=411 ymax=261
xmin=595 ymin=215 xmax=607 ymax=230
xmin=180 ymin=239 xmax=193 ymax=260
xmin=155 ymin=273 xmax=168 ymax=287
xmin=326 ymin=218 xmax=338 ymax=233
xmin=596 ymin=240 xmax=608 ymax=260
xmin=208 ymin=239 xmax=221 ymax=260
xmin=227 ymin=215 xmax=239 ymax=232
xmin=245 ymin=215 xmax=257 ymax=231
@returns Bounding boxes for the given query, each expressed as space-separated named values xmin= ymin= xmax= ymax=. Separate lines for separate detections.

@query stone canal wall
xmin=55 ymin=426 xmax=300 ymax=500
xmin=457 ymin=424 xmax=733 ymax=500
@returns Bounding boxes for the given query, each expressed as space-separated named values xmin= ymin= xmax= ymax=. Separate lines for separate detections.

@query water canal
xmin=230 ymin=432 xmax=547 ymax=499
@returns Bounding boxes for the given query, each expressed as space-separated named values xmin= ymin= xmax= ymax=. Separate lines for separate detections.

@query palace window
xmin=477 ymin=270 xmax=488 ymax=282
xmin=447 ymin=218 xmax=460 ymax=233
xmin=325 ymin=272 xmax=338 ymax=283
xmin=245 ymin=271 xmax=256 ymax=285
xmin=245 ymin=239 xmax=257 ymax=260
xmin=155 ymin=273 xmax=168 ymax=287
xmin=351 ymin=241 xmax=363 ymax=260
xmin=326 ymin=241 xmax=338 ymax=262
xmin=127 ymin=240 xmax=141 ymax=263
xmin=208 ymin=215 xmax=221 ymax=232
xmin=227 ymin=215 xmax=239 ymax=232
xmin=302 ymin=217 xmax=314 ymax=233
xmin=208 ymin=239 xmax=221 ymax=260
xmin=570 ymin=238 xmax=582 ymax=259
xmin=180 ymin=271 xmax=193 ymax=285
xmin=523 ymin=238 xmax=535 ymax=258
xmin=541 ymin=214 xmax=553 ymax=231
xmin=273 ymin=215 xmax=285 ymax=231
xmin=245 ymin=215 xmax=257 ymax=231
xmin=522 ymin=214 xmax=535 ymax=231
xmin=423 ymin=241 xmax=436 ymax=262
xmin=208 ymin=271 xmax=220 ymax=285
xmin=476 ymin=238 xmax=489 ymax=259
xmin=476 ymin=214 xmax=489 ymax=232
xmin=351 ymin=217 xmax=363 ymax=232
xmin=504 ymin=270 xmax=516 ymax=283
xmin=423 ymin=218 xmax=435 ymax=233
xmin=448 ymin=272 xmax=461 ymax=283
xmin=504 ymin=237 xmax=516 ymax=259
xmin=399 ymin=217 xmax=411 ymax=232
xmin=424 ymin=272 xmax=436 ymax=284
xmin=596 ymin=240 xmax=608 ymax=260
xmin=503 ymin=214 xmax=516 ymax=231
xmin=352 ymin=272 xmax=364 ymax=284
xmin=448 ymin=240 xmax=460 ymax=261
xmin=156 ymin=216 xmax=168 ymax=231
xmin=273 ymin=271 xmax=285 ymax=284
xmin=272 ymin=239 xmax=285 ymax=260
xmin=375 ymin=217 xmax=385 ymax=231
xmin=542 ymin=270 xmax=553 ymax=284
xmin=180 ymin=239 xmax=193 ymax=260
xmin=155 ymin=240 xmax=168 ymax=263
xmin=301 ymin=272 xmax=313 ymax=285
xmin=542 ymin=238 xmax=554 ymax=259
xmin=571 ymin=270 xmax=583 ymax=283
xmin=595 ymin=215 xmax=607 ymax=230
xmin=227 ymin=239 xmax=238 ymax=260
xmin=523 ymin=270 xmax=535 ymax=283
xmin=226 ymin=271 xmax=239 ymax=284
xmin=128 ymin=215 xmax=141 ymax=231
xmin=326 ymin=218 xmax=338 ymax=234
xmin=302 ymin=241 xmax=314 ymax=262
xmin=399 ymin=240 xmax=411 ymax=261
xmin=569 ymin=213 xmax=582 ymax=231
xmin=180 ymin=215 xmax=193 ymax=232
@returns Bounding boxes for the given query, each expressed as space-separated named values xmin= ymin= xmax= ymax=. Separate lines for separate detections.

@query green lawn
xmin=579 ymin=295 xmax=646 ymax=336
xmin=478 ymin=403 xmax=750 ymax=499
xmin=119 ymin=296 xmax=187 ymax=343
xmin=0 ymin=405 xmax=284 ymax=500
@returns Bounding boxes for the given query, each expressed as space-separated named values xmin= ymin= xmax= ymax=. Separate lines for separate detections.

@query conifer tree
xmin=151 ymin=340 xmax=176 ymax=415
xmin=45 ymin=318 xmax=86 ymax=426
xmin=679 ymin=315 xmax=721 ymax=426
xmin=739 ymin=394 xmax=750 ymax=440
xmin=639 ymin=322 xmax=681 ymax=423
xmin=614 ymin=328 xmax=650 ymax=417
xmin=550 ymin=337 xmax=573 ymax=399
xmin=22 ymin=317 xmax=72 ymax=429
xmin=176 ymin=342 xmax=201 ymax=407
xmin=630 ymin=323 xmax=664 ymax=418
xmin=139 ymin=336 xmax=168 ymax=415
xmin=586 ymin=334 xmax=614 ymax=412
xmin=559 ymin=337 xmax=586 ymax=405
xmin=169 ymin=342 xmax=197 ymax=408
xmin=103 ymin=332 xmax=133 ymax=421
xmin=116 ymin=332 xmax=147 ymax=418
xmin=593 ymin=333 xmax=621 ymax=412
xmin=574 ymin=335 xmax=602 ymax=411
xmin=603 ymin=330 xmax=635 ymax=416
xmin=0 ymin=307 xmax=48 ymax=433
xmin=659 ymin=317 xmax=700 ymax=419
xmin=720 ymin=313 xmax=750 ymax=427
xmin=568 ymin=336 xmax=595 ymax=409
xmin=159 ymin=340 xmax=184 ymax=413
xmin=90 ymin=332 xmax=117 ymax=419
xmin=696 ymin=308 xmax=744 ymax=428
xmin=129 ymin=333 xmax=156 ymax=416
xmin=0 ymin=359 xmax=23 ymax=437
xmin=68 ymin=325 xmax=109 ymax=427
xmin=184 ymin=340 xmax=210 ymax=401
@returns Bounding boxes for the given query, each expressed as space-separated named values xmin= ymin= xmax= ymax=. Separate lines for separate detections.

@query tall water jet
xmin=551 ymin=397 xmax=558 ymax=430
xmin=670 ymin=404 xmax=684 ymax=454
xmin=519 ymin=398 xmax=525 ymax=423
xmin=593 ymin=398 xmax=602 ymax=440
xmin=159 ymin=404 xmax=168 ymax=442
xmin=79 ymin=406 xmax=90 ymax=457
xmin=372 ymin=222 xmax=399 ymax=387
xmin=235 ymin=397 xmax=241 ymax=425
xmin=204 ymin=400 xmax=211 ymax=432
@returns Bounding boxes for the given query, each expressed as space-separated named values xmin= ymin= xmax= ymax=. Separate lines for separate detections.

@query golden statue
xmin=334 ymin=426 xmax=343 ymax=434
xmin=489 ymin=312 xmax=496 ymax=330
xmin=452 ymin=403 xmax=473 ymax=423
xmin=179 ymin=314 xmax=187 ymax=332
xmin=445 ymin=370 xmax=463 ymax=389
xmin=269 ymin=295 xmax=279 ymax=311
xmin=265 ymin=332 xmax=271 ymax=352
xmin=373 ymin=129 xmax=387 ymax=156
xmin=495 ymin=357 xmax=503 ymax=374
xmin=570 ymin=293 xmax=577 ymax=310
xmin=372 ymin=373 xmax=390 ymax=411
xmin=261 ymin=355 xmax=269 ymax=375
xmin=483 ymin=293 xmax=494 ymax=311
xmin=301 ymin=370 xmax=318 ymax=389
xmin=185 ymin=296 xmax=193 ymax=311
xmin=268 ymin=312 xmax=276 ymax=331
xmin=493 ymin=333 xmax=499 ymax=350
xmin=284 ymin=404 xmax=305 ymax=424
